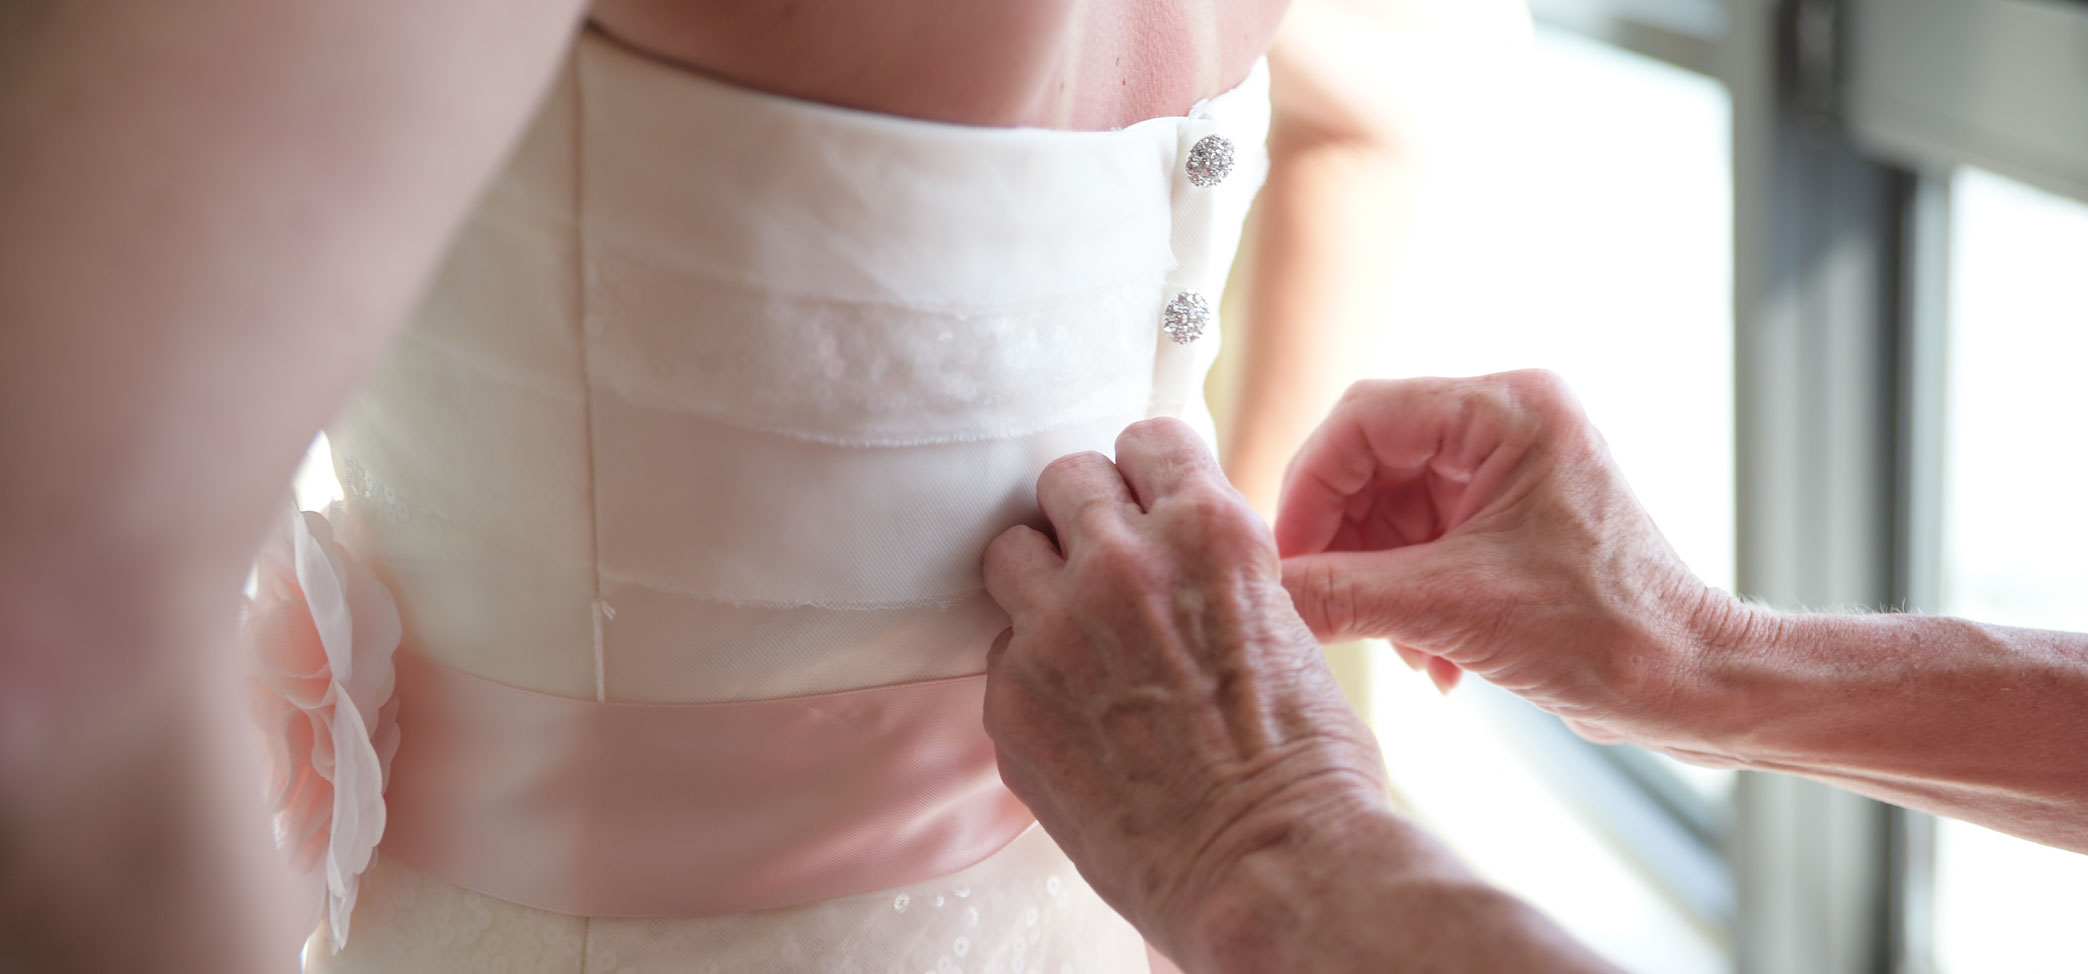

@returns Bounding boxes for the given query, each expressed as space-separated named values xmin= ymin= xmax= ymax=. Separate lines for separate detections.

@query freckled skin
xmin=984 ymin=375 xmax=2088 ymax=970
xmin=589 ymin=0 xmax=1290 ymax=129
xmin=980 ymin=416 xmax=1623 ymax=973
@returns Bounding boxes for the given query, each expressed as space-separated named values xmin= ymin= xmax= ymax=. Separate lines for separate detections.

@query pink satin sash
xmin=379 ymin=652 xmax=1035 ymax=917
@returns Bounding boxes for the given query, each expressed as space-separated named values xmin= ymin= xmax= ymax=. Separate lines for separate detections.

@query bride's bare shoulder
xmin=588 ymin=0 xmax=1286 ymax=129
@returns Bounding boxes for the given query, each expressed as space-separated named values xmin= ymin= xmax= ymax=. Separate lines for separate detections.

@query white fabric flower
xmin=245 ymin=503 xmax=402 ymax=953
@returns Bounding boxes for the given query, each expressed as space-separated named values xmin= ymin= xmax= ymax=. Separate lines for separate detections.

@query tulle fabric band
xmin=378 ymin=651 xmax=1034 ymax=917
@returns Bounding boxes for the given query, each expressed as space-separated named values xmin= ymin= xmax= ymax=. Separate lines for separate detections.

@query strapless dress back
xmin=306 ymin=28 xmax=1269 ymax=974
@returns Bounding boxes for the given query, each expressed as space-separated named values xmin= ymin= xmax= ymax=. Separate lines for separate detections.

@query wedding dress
xmin=261 ymin=26 xmax=1269 ymax=974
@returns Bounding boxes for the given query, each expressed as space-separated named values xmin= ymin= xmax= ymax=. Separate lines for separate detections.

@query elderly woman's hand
xmin=1275 ymin=370 xmax=2088 ymax=858
xmin=1276 ymin=370 xmax=1730 ymax=752
xmin=981 ymin=418 xmax=1390 ymax=961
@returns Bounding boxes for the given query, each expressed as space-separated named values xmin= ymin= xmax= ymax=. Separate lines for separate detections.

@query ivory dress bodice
xmin=309 ymin=28 xmax=1270 ymax=974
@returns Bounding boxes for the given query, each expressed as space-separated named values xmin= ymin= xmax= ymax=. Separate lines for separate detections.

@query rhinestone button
xmin=1185 ymin=134 xmax=1235 ymax=187
xmin=1161 ymin=291 xmax=1211 ymax=344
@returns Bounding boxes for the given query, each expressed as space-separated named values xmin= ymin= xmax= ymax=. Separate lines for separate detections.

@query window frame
xmin=1514 ymin=0 xmax=2088 ymax=971
xmin=1845 ymin=0 xmax=2088 ymax=205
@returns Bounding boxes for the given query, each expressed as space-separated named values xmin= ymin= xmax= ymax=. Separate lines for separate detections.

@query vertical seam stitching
xmin=580 ymin=912 xmax=594 ymax=974
xmin=574 ymin=40 xmax=609 ymax=704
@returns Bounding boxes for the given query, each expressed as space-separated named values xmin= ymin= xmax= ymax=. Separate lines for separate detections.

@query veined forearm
xmin=1173 ymin=808 xmax=1620 ymax=973
xmin=1690 ymin=606 xmax=2088 ymax=852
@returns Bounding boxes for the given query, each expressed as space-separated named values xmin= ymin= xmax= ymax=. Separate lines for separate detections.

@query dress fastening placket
xmin=1148 ymin=114 xmax=1233 ymax=421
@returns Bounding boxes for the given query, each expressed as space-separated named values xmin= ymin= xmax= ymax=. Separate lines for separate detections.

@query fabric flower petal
xmin=293 ymin=511 xmax=358 ymax=687
xmin=244 ymin=505 xmax=402 ymax=955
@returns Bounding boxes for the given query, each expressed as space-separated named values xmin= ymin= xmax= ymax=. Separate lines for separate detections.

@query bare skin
xmin=982 ymin=371 xmax=2088 ymax=971
xmin=1277 ymin=371 xmax=2088 ymax=854
xmin=2 ymin=2 xmax=592 ymax=970
xmin=982 ymin=418 xmax=1620 ymax=972
xmin=590 ymin=0 xmax=1285 ymax=130
xmin=0 ymin=1 xmax=1285 ymax=971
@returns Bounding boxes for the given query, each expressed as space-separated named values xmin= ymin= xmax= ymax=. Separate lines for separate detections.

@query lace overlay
xmin=306 ymin=856 xmax=588 ymax=974
xmin=311 ymin=828 xmax=1149 ymax=974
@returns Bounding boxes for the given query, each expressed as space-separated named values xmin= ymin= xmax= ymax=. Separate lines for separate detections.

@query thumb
xmin=1280 ymin=548 xmax=1444 ymax=644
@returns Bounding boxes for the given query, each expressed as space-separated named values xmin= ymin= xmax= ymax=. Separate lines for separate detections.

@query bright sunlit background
xmin=1340 ymin=17 xmax=2088 ymax=974
xmin=1353 ymin=25 xmax=1734 ymax=974
xmin=1933 ymin=166 xmax=2088 ymax=974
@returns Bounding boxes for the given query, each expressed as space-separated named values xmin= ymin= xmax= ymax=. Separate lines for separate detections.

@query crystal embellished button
xmin=1185 ymin=134 xmax=1235 ymax=187
xmin=1161 ymin=291 xmax=1211 ymax=344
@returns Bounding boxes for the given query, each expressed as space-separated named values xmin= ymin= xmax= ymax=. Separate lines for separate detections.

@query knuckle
xmin=1332 ymin=379 xmax=1406 ymax=428
xmin=1078 ymin=537 xmax=1149 ymax=586
xmin=1121 ymin=416 xmax=1193 ymax=446
xmin=1496 ymin=370 xmax=1606 ymax=456
xmin=1040 ymin=450 xmax=1108 ymax=485
xmin=1071 ymin=547 xmax=1163 ymax=609
xmin=982 ymin=526 xmax=1025 ymax=569
xmin=1183 ymin=494 xmax=1272 ymax=559
xmin=1326 ymin=379 xmax=1406 ymax=441
xmin=1071 ymin=498 xmax=1122 ymax=540
xmin=1176 ymin=482 xmax=1241 ymax=522
xmin=1210 ymin=527 xmax=1275 ymax=571
xmin=1502 ymin=367 xmax=1568 ymax=397
xmin=1336 ymin=378 xmax=1392 ymax=409
xmin=981 ymin=530 xmax=1050 ymax=607
xmin=1497 ymin=368 xmax=1578 ymax=416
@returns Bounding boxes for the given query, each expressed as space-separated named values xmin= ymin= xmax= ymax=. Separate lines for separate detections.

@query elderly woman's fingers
xmin=1272 ymin=391 xmax=1380 ymax=558
xmin=1425 ymin=654 xmax=1463 ymax=695
xmin=1274 ymin=375 xmax=1544 ymax=559
xmin=1035 ymin=450 xmax=1137 ymax=552
xmin=1113 ymin=417 xmax=1228 ymax=510
xmin=983 ymin=524 xmax=1063 ymax=619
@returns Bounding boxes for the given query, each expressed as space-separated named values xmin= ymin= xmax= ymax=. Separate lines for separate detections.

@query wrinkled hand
xmin=981 ymin=419 xmax=1389 ymax=959
xmin=1276 ymin=371 xmax=1728 ymax=748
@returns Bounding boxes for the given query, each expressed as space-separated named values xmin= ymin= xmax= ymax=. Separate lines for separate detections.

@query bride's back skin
xmin=0 ymin=0 xmax=1287 ymax=971
xmin=593 ymin=0 xmax=1287 ymax=129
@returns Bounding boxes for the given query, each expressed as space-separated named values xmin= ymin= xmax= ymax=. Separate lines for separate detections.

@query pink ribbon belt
xmin=379 ymin=652 xmax=1035 ymax=917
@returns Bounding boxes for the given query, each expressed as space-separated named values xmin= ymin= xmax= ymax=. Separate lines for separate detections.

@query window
xmin=1383 ymin=25 xmax=1734 ymax=595
xmin=1932 ymin=165 xmax=2088 ymax=974
xmin=1366 ymin=25 xmax=1734 ymax=974
xmin=1489 ymin=1 xmax=2088 ymax=971
xmin=1940 ymin=169 xmax=2088 ymax=635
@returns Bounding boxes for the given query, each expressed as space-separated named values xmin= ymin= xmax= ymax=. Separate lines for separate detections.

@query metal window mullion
xmin=1527 ymin=0 xmax=1729 ymax=76
xmin=1881 ymin=166 xmax=1953 ymax=974
xmin=1726 ymin=1 xmax=1925 ymax=972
